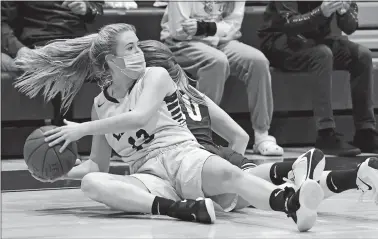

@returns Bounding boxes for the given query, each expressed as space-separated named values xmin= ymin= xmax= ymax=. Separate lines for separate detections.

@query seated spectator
xmin=1 ymin=1 xmax=104 ymax=124
xmin=161 ymin=1 xmax=283 ymax=156
xmin=258 ymin=1 xmax=377 ymax=156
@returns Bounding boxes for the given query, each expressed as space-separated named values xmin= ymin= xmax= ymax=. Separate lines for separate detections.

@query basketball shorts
xmin=130 ymin=141 xmax=238 ymax=212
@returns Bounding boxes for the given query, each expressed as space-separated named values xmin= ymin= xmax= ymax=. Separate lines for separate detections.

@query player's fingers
xmin=63 ymin=119 xmax=77 ymax=125
xmin=45 ymin=131 xmax=64 ymax=142
xmin=59 ymin=140 xmax=71 ymax=153
xmin=43 ymin=127 xmax=62 ymax=137
xmin=48 ymin=135 xmax=65 ymax=147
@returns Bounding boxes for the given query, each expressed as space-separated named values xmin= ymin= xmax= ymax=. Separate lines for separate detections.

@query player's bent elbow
xmin=231 ymin=131 xmax=249 ymax=145
xmin=239 ymin=131 xmax=250 ymax=144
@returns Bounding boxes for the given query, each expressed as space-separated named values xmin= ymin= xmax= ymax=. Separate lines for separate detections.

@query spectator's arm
xmin=166 ymin=1 xmax=192 ymax=40
xmin=81 ymin=1 xmax=104 ymax=23
xmin=273 ymin=2 xmax=329 ymax=34
xmin=215 ymin=1 xmax=245 ymax=37
xmin=336 ymin=2 xmax=358 ymax=35
xmin=1 ymin=1 xmax=25 ymax=58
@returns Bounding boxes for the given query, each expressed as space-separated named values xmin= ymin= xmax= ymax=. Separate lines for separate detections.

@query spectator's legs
xmin=218 ymin=40 xmax=282 ymax=156
xmin=322 ymin=38 xmax=375 ymax=131
xmin=322 ymin=37 xmax=377 ymax=153
xmin=266 ymin=43 xmax=360 ymax=156
xmin=168 ymin=41 xmax=230 ymax=104
xmin=272 ymin=44 xmax=335 ymax=129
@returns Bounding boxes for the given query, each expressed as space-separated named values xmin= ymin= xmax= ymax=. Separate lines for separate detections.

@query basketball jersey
xmin=93 ymin=67 xmax=196 ymax=172
xmin=179 ymin=91 xmax=216 ymax=147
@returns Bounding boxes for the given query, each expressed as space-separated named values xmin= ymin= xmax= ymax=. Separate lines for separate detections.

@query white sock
xmin=254 ymin=130 xmax=269 ymax=142
xmin=319 ymin=171 xmax=337 ymax=199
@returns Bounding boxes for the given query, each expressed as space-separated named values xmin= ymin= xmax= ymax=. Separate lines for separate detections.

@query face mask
xmin=114 ymin=52 xmax=146 ymax=80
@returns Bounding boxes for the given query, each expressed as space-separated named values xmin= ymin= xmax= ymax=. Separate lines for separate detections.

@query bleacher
xmin=2 ymin=2 xmax=378 ymax=159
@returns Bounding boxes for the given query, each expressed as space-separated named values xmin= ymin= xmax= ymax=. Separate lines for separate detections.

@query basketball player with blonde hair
xmin=15 ymin=23 xmax=325 ymax=232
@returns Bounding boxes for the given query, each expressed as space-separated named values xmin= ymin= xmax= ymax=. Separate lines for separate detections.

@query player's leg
xmin=247 ymin=150 xmax=378 ymax=202
xmin=319 ymin=157 xmax=378 ymax=201
xmin=81 ymin=172 xmax=215 ymax=223
xmin=217 ymin=145 xmax=319 ymax=186
xmin=176 ymin=145 xmax=324 ymax=231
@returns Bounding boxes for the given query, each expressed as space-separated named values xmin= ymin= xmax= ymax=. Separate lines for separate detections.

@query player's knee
xmin=218 ymin=164 xmax=244 ymax=187
xmin=81 ymin=172 xmax=103 ymax=199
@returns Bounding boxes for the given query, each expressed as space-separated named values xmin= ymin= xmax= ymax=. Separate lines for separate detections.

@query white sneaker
xmin=356 ymin=157 xmax=378 ymax=204
xmin=285 ymin=179 xmax=324 ymax=232
xmin=285 ymin=148 xmax=326 ymax=189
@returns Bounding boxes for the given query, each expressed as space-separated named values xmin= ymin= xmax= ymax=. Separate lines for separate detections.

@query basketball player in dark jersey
xmin=139 ymin=40 xmax=378 ymax=210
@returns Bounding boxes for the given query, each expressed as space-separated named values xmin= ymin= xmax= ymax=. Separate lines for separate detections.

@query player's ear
xmin=105 ymin=54 xmax=116 ymax=66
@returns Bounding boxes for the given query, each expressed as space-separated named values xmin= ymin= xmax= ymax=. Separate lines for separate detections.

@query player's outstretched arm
xmin=63 ymin=105 xmax=112 ymax=180
xmin=204 ymin=94 xmax=249 ymax=155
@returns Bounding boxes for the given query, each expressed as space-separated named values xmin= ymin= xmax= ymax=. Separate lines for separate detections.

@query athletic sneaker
xmin=284 ymin=179 xmax=324 ymax=232
xmin=315 ymin=129 xmax=361 ymax=156
xmin=285 ymin=148 xmax=326 ymax=189
xmin=167 ymin=197 xmax=216 ymax=224
xmin=356 ymin=157 xmax=378 ymax=204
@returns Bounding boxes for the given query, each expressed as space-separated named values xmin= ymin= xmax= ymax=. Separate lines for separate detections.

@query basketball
xmin=23 ymin=125 xmax=78 ymax=181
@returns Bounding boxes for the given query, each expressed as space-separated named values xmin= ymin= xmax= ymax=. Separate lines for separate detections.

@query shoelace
xmin=357 ymin=182 xmax=378 ymax=205
xmin=283 ymin=170 xmax=295 ymax=185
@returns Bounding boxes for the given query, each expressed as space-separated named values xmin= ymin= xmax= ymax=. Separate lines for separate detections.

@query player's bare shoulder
xmin=143 ymin=66 xmax=175 ymax=92
xmin=146 ymin=66 xmax=171 ymax=81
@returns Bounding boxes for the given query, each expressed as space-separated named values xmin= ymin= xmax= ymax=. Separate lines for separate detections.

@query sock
xmin=240 ymin=159 xmax=258 ymax=170
xmin=151 ymin=196 xmax=175 ymax=215
xmin=268 ymin=188 xmax=293 ymax=212
xmin=254 ymin=129 xmax=268 ymax=142
xmin=221 ymin=147 xmax=257 ymax=170
xmin=269 ymin=162 xmax=294 ymax=185
xmin=325 ymin=168 xmax=359 ymax=193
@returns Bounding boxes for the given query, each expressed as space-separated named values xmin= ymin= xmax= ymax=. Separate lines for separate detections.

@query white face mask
xmin=114 ymin=52 xmax=146 ymax=80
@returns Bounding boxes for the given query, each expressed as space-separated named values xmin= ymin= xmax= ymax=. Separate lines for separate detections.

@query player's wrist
xmin=79 ymin=121 xmax=92 ymax=137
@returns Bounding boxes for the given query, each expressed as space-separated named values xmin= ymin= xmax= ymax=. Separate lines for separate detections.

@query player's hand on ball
xmin=44 ymin=119 xmax=85 ymax=153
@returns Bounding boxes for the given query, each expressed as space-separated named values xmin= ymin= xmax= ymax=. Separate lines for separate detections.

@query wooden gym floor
xmin=2 ymin=148 xmax=378 ymax=239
